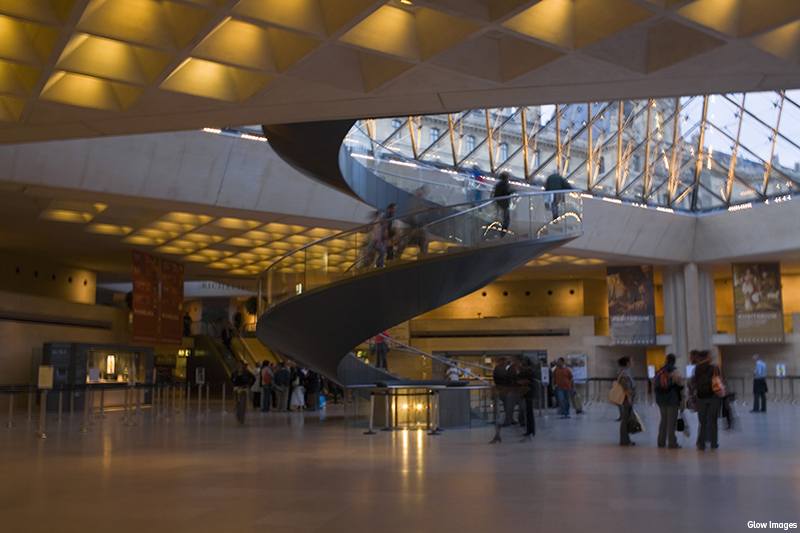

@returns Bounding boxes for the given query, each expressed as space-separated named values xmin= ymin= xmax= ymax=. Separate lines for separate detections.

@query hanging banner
xmin=160 ymin=259 xmax=185 ymax=345
xmin=607 ymin=266 xmax=656 ymax=345
xmin=132 ymin=251 xmax=159 ymax=343
xmin=732 ymin=263 xmax=784 ymax=343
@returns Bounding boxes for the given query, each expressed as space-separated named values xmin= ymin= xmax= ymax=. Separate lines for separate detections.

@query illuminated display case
xmin=42 ymin=343 xmax=154 ymax=412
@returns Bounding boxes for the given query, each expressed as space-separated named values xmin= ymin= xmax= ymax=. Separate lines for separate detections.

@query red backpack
xmin=653 ymin=367 xmax=671 ymax=393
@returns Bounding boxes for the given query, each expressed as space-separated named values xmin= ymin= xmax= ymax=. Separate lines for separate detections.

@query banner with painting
xmin=607 ymin=266 xmax=656 ymax=345
xmin=732 ymin=263 xmax=784 ymax=343
xmin=132 ymin=252 xmax=185 ymax=345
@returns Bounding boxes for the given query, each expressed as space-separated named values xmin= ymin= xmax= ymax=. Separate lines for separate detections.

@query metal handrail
xmin=256 ymin=189 xmax=579 ymax=315
xmin=232 ymin=327 xmax=260 ymax=368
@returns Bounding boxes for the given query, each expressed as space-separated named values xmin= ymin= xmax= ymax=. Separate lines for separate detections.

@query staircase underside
xmin=257 ymin=236 xmax=571 ymax=384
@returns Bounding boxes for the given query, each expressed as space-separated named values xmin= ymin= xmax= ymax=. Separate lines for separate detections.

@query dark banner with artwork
xmin=607 ymin=266 xmax=656 ymax=345
xmin=132 ymin=251 xmax=159 ymax=343
xmin=733 ymin=263 xmax=784 ymax=343
xmin=160 ymin=259 xmax=185 ymax=345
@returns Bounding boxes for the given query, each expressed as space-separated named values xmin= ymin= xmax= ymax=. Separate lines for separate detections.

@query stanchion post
xmin=6 ymin=393 xmax=15 ymax=428
xmin=163 ymin=385 xmax=172 ymax=423
xmin=742 ymin=378 xmax=747 ymax=407
xmin=56 ymin=390 xmax=63 ymax=423
xmin=773 ymin=377 xmax=779 ymax=403
xmin=381 ymin=390 xmax=392 ymax=431
xmin=36 ymin=390 xmax=47 ymax=439
xmin=196 ymin=384 xmax=203 ymax=419
xmin=120 ymin=387 xmax=129 ymax=422
xmin=79 ymin=387 xmax=91 ymax=433
xmin=26 ymin=387 xmax=33 ymax=421
xmin=780 ymin=378 xmax=785 ymax=403
xmin=124 ymin=385 xmax=137 ymax=427
xmin=221 ymin=384 xmax=227 ymax=415
xmin=177 ymin=384 xmax=183 ymax=414
xmin=69 ymin=389 xmax=74 ymax=419
xmin=97 ymin=389 xmax=106 ymax=419
xmin=206 ymin=384 xmax=210 ymax=413
xmin=791 ymin=378 xmax=796 ymax=404
xmin=364 ymin=391 xmax=376 ymax=435
xmin=185 ymin=384 xmax=191 ymax=412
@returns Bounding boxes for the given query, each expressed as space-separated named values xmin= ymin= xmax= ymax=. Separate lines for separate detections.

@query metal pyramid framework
xmin=364 ymin=89 xmax=800 ymax=212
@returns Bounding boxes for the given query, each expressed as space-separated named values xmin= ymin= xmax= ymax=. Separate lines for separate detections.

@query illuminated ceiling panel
xmin=160 ymin=58 xmax=273 ymax=102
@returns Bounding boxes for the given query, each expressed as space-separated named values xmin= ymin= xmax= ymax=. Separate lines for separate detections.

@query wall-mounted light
xmin=106 ymin=355 xmax=116 ymax=374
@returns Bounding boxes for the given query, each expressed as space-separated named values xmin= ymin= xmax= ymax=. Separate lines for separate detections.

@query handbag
xmin=609 ymin=381 xmax=626 ymax=405
xmin=712 ymin=366 xmax=728 ymax=398
xmin=627 ymin=409 xmax=644 ymax=434
xmin=676 ymin=410 xmax=685 ymax=432
xmin=571 ymin=390 xmax=583 ymax=410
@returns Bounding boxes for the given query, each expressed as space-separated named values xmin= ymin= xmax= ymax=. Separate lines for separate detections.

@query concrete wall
xmin=0 ymin=253 xmax=96 ymax=304
xmin=0 ymin=290 xmax=129 ymax=384
xmin=0 ymin=131 xmax=372 ymax=227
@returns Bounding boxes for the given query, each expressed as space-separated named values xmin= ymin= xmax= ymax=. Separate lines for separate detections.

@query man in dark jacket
xmin=694 ymin=350 xmax=719 ymax=451
xmin=545 ymin=173 xmax=571 ymax=220
xmin=273 ymin=363 xmax=291 ymax=412
xmin=492 ymin=172 xmax=514 ymax=235
xmin=518 ymin=356 xmax=536 ymax=440
xmin=231 ymin=361 xmax=255 ymax=426
xmin=655 ymin=353 xmax=684 ymax=448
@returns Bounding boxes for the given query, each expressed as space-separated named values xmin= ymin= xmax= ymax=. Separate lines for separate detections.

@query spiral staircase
xmin=255 ymin=119 xmax=583 ymax=386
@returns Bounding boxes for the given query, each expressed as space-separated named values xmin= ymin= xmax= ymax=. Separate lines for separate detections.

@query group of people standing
xmin=230 ymin=359 xmax=329 ymax=426
xmin=618 ymin=349 xmax=759 ymax=450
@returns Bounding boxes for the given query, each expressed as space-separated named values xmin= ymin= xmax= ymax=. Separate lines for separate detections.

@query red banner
xmin=160 ymin=259 xmax=185 ymax=345
xmin=132 ymin=251 xmax=159 ymax=343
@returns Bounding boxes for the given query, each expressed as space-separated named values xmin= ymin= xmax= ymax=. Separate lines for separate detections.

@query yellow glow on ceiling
xmin=155 ymin=245 xmax=193 ymax=255
xmin=163 ymin=212 xmax=213 ymax=225
xmin=196 ymin=248 xmax=233 ymax=259
xmin=183 ymin=254 xmax=214 ymax=262
xmin=122 ymin=234 xmax=165 ymax=246
xmin=193 ymin=17 xmax=320 ymax=75
xmin=231 ymin=0 xmax=327 ymax=37
xmin=0 ymin=0 xmax=75 ymax=26
xmin=263 ymin=223 xmax=307 ymax=234
xmin=151 ymin=220 xmax=195 ymax=233
xmin=166 ymin=238 xmax=201 ymax=250
xmin=76 ymin=0 xmax=212 ymax=53
xmin=40 ymin=70 xmax=143 ymax=111
xmin=182 ymin=232 xmax=225 ymax=244
xmin=84 ymin=223 xmax=133 ymax=235
xmin=233 ymin=252 xmax=258 ymax=261
xmin=39 ymin=200 xmax=107 ymax=223
xmin=225 ymin=237 xmax=266 ymax=247
xmin=206 ymin=262 xmax=234 ymax=269
xmin=40 ymin=209 xmax=94 ymax=223
xmin=503 ymin=0 xmax=653 ymax=50
xmin=304 ymin=227 xmax=338 ymax=238
xmin=161 ymin=57 xmax=272 ymax=103
xmin=56 ymin=33 xmax=174 ymax=85
xmin=0 ymin=95 xmax=25 ymax=122
xmin=212 ymin=217 xmax=263 ymax=230
xmin=284 ymin=234 xmax=314 ymax=245
xmin=0 ymin=60 xmax=41 ymax=97
xmin=0 ymin=15 xmax=59 ymax=66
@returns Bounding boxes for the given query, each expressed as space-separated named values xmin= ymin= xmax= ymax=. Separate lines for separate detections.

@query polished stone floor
xmin=1 ymin=398 xmax=799 ymax=533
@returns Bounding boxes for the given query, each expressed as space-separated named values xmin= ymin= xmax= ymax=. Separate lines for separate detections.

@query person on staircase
xmin=492 ymin=172 xmax=514 ymax=236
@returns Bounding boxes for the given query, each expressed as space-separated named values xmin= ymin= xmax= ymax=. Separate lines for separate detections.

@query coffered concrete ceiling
xmin=3 ymin=0 xmax=800 ymax=144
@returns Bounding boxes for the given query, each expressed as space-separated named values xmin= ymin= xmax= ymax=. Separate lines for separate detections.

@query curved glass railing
xmin=256 ymin=190 xmax=582 ymax=315
xmin=340 ymin=124 xmax=543 ymax=212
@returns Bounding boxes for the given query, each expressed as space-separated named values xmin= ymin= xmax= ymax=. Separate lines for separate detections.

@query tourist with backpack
xmin=654 ymin=353 xmax=684 ymax=449
xmin=694 ymin=350 xmax=722 ymax=451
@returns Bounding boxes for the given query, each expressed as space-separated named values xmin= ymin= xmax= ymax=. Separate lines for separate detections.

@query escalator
xmin=191 ymin=334 xmax=240 ymax=386
xmin=256 ymin=120 xmax=583 ymax=386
